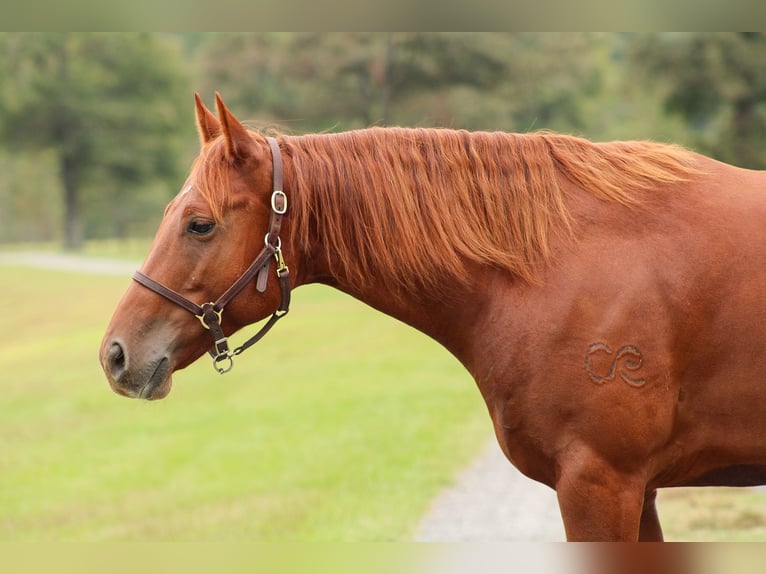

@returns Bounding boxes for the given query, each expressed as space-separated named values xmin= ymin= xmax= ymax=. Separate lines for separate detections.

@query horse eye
xmin=188 ymin=220 xmax=215 ymax=236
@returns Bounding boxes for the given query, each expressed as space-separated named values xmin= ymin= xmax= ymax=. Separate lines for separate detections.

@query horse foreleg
xmin=638 ymin=489 xmax=664 ymax=541
xmin=555 ymin=448 xmax=646 ymax=541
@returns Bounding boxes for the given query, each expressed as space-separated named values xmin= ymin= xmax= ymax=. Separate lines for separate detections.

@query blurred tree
xmin=199 ymin=33 xmax=604 ymax=134
xmin=0 ymin=33 xmax=191 ymax=249
xmin=198 ymin=33 xmax=298 ymax=126
xmin=0 ymin=149 xmax=60 ymax=243
xmin=629 ymin=33 xmax=766 ymax=168
xmin=398 ymin=33 xmax=603 ymax=132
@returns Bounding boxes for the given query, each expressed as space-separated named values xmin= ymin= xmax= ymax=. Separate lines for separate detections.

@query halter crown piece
xmin=132 ymin=137 xmax=291 ymax=374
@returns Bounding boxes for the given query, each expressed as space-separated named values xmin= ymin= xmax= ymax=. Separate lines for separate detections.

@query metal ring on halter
xmin=265 ymin=233 xmax=282 ymax=251
xmin=213 ymin=354 xmax=234 ymax=374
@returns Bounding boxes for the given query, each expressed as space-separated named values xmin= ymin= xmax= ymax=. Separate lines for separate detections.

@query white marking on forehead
xmin=178 ymin=183 xmax=194 ymax=197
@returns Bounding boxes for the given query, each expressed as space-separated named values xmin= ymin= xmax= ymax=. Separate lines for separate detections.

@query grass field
xmin=658 ymin=487 xmax=766 ymax=541
xmin=0 ymin=257 xmax=490 ymax=541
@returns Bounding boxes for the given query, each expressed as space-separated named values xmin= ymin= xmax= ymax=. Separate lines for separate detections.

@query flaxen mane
xmin=193 ymin=128 xmax=697 ymax=295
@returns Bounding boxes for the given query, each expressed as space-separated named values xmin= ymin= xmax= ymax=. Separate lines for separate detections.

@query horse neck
xmin=281 ymin=138 xmax=489 ymax=357
xmin=309 ymin=258 xmax=490 ymax=364
xmin=288 ymin=222 xmax=484 ymax=350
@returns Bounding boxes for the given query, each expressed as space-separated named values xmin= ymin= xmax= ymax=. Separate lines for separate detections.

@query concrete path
xmin=0 ymin=250 xmax=138 ymax=276
xmin=413 ymin=438 xmax=566 ymax=542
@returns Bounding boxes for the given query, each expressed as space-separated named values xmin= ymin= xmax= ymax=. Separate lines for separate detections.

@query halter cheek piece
xmin=132 ymin=137 xmax=290 ymax=374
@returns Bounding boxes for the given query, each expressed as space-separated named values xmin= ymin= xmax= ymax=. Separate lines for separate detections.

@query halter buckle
xmin=271 ymin=190 xmax=287 ymax=214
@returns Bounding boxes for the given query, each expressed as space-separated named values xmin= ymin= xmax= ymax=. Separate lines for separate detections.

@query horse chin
xmin=106 ymin=355 xmax=173 ymax=401
xmin=138 ymin=357 xmax=173 ymax=400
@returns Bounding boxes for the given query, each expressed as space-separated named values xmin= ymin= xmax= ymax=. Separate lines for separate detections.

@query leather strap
xmin=212 ymin=245 xmax=276 ymax=310
xmin=257 ymin=138 xmax=285 ymax=293
xmin=230 ymin=271 xmax=290 ymax=356
xmin=132 ymin=271 xmax=204 ymax=316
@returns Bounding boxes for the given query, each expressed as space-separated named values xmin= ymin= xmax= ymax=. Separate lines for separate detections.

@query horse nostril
xmin=107 ymin=341 xmax=127 ymax=376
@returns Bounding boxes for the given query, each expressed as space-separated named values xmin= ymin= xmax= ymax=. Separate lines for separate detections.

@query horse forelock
xmin=187 ymin=137 xmax=234 ymax=223
xmin=281 ymin=128 xmax=697 ymax=296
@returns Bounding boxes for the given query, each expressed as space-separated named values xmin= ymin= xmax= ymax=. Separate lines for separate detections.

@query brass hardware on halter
xmin=275 ymin=248 xmax=289 ymax=277
xmin=196 ymin=304 xmax=223 ymax=330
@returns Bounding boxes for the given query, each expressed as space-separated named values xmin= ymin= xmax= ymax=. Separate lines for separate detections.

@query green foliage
xmin=0 ymin=149 xmax=60 ymax=242
xmin=199 ymin=33 xmax=606 ymax=133
xmin=629 ymin=32 xmax=766 ymax=168
xmin=0 ymin=33 xmax=192 ymax=248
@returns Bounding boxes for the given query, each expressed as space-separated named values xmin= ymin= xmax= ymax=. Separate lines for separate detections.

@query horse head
xmin=100 ymin=93 xmax=291 ymax=400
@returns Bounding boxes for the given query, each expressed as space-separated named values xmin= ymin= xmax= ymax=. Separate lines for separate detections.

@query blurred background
xmin=2 ymin=32 xmax=766 ymax=250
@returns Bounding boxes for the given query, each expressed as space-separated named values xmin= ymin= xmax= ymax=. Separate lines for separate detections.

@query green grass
xmin=0 ymin=261 xmax=490 ymax=541
xmin=659 ymin=487 xmax=766 ymax=542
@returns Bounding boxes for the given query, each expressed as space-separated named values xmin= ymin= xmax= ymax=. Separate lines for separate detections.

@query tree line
xmin=1 ymin=33 xmax=764 ymax=249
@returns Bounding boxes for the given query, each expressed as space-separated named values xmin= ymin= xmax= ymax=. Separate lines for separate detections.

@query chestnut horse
xmin=100 ymin=93 xmax=766 ymax=541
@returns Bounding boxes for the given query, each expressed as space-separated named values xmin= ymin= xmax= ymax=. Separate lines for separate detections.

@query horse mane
xmin=283 ymin=128 xmax=696 ymax=294
xmin=192 ymin=128 xmax=697 ymax=295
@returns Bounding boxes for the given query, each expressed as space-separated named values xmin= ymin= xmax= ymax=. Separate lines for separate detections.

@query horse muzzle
xmin=100 ymin=338 xmax=173 ymax=400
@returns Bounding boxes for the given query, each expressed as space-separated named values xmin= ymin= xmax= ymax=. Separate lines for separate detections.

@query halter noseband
xmin=132 ymin=137 xmax=290 ymax=374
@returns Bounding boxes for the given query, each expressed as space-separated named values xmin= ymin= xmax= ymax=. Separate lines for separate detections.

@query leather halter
xmin=132 ymin=137 xmax=290 ymax=374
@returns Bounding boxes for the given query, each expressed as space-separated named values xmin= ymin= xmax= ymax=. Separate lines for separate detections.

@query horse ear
xmin=215 ymin=92 xmax=256 ymax=161
xmin=194 ymin=93 xmax=220 ymax=145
